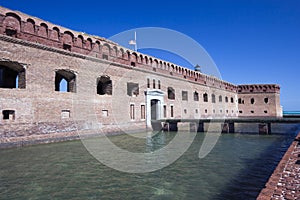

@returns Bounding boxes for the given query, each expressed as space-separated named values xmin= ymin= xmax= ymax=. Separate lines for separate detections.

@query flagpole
xmin=134 ymin=31 xmax=137 ymax=51
xmin=129 ymin=31 xmax=137 ymax=51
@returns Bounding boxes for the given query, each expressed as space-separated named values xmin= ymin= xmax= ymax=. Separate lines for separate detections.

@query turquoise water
xmin=0 ymin=132 xmax=294 ymax=200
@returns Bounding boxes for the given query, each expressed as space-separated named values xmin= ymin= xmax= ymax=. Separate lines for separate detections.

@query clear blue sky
xmin=1 ymin=0 xmax=299 ymax=111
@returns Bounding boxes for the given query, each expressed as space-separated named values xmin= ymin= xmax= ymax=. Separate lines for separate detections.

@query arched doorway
xmin=145 ymin=90 xmax=164 ymax=128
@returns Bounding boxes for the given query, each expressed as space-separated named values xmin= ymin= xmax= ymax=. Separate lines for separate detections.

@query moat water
xmin=0 ymin=132 xmax=295 ymax=200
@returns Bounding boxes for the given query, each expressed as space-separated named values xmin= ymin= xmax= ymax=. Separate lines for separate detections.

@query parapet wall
xmin=238 ymin=84 xmax=280 ymax=94
xmin=0 ymin=6 xmax=237 ymax=92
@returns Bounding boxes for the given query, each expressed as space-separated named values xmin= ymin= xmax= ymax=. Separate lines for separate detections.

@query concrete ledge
xmin=0 ymin=126 xmax=147 ymax=149
xmin=257 ymin=132 xmax=300 ymax=199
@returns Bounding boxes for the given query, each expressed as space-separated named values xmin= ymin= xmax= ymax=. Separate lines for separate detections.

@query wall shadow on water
xmin=212 ymin=132 xmax=296 ymax=200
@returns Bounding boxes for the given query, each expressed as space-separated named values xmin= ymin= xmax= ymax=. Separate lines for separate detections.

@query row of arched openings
xmin=55 ymin=70 xmax=112 ymax=95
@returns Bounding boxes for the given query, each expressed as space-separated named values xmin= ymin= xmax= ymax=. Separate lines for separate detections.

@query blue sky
xmin=1 ymin=0 xmax=299 ymax=110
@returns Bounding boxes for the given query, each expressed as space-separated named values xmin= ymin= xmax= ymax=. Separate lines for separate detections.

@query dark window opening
xmin=102 ymin=54 xmax=108 ymax=60
xmin=0 ymin=64 xmax=26 ymax=89
xmin=225 ymin=96 xmax=228 ymax=103
xmin=168 ymin=87 xmax=175 ymax=100
xmin=226 ymin=110 xmax=228 ymax=113
xmin=2 ymin=110 xmax=15 ymax=120
xmin=205 ymin=109 xmax=208 ymax=113
xmin=63 ymin=44 xmax=71 ymax=51
xmin=203 ymin=93 xmax=208 ymax=102
xmin=97 ymin=76 xmax=112 ymax=95
xmin=141 ymin=105 xmax=145 ymax=119
xmin=195 ymin=109 xmax=198 ymax=114
xmin=264 ymin=98 xmax=269 ymax=104
xmin=239 ymin=110 xmax=243 ymax=114
xmin=231 ymin=97 xmax=234 ymax=103
xmin=264 ymin=110 xmax=268 ymax=114
xmin=251 ymin=110 xmax=254 ymax=113
xmin=5 ymin=28 xmax=17 ymax=37
xmin=184 ymin=109 xmax=187 ymax=114
xmin=212 ymin=94 xmax=216 ymax=103
xmin=238 ymin=98 xmax=242 ymax=104
xmin=170 ymin=105 xmax=174 ymax=117
xmin=147 ymin=78 xmax=150 ymax=88
xmin=194 ymin=91 xmax=199 ymax=101
xmin=220 ymin=110 xmax=222 ymax=113
xmin=213 ymin=109 xmax=215 ymax=113
xmin=55 ymin=70 xmax=76 ymax=93
xmin=163 ymin=105 xmax=167 ymax=118
xmin=238 ymin=98 xmax=244 ymax=104
xmin=182 ymin=91 xmax=188 ymax=101
xmin=131 ymin=62 xmax=136 ymax=67
xmin=158 ymin=80 xmax=161 ymax=89
xmin=219 ymin=95 xmax=222 ymax=102
xmin=251 ymin=98 xmax=255 ymax=104
xmin=127 ymin=82 xmax=139 ymax=96
xmin=153 ymin=79 xmax=156 ymax=89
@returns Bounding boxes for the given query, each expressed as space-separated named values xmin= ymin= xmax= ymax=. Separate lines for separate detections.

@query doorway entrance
xmin=151 ymin=99 xmax=160 ymax=120
xmin=145 ymin=90 xmax=164 ymax=128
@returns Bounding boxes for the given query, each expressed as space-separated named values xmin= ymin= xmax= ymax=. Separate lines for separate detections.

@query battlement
xmin=238 ymin=84 xmax=280 ymax=94
xmin=0 ymin=6 xmax=237 ymax=92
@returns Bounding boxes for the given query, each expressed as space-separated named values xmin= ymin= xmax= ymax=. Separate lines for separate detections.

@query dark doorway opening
xmin=151 ymin=99 xmax=160 ymax=120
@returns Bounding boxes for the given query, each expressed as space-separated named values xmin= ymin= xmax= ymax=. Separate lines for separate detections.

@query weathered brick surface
xmin=0 ymin=6 xmax=282 ymax=146
xmin=257 ymin=132 xmax=300 ymax=200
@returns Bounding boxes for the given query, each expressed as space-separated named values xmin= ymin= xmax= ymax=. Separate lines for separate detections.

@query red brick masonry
xmin=257 ymin=132 xmax=300 ymax=200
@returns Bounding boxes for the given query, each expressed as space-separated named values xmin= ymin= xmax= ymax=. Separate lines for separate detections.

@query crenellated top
xmin=237 ymin=84 xmax=280 ymax=94
xmin=0 ymin=6 xmax=239 ymax=92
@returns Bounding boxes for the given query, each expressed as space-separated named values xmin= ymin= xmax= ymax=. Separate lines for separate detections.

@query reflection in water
xmin=0 ymin=132 xmax=295 ymax=199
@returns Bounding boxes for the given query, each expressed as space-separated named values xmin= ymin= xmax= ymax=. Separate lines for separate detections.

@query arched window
xmin=168 ymin=87 xmax=175 ymax=100
xmin=219 ymin=95 xmax=222 ymax=102
xmin=203 ymin=93 xmax=208 ymax=102
xmin=182 ymin=91 xmax=188 ymax=101
xmin=55 ymin=70 xmax=76 ymax=93
xmin=194 ymin=91 xmax=199 ymax=101
xmin=58 ymin=78 xmax=68 ymax=92
xmin=225 ymin=96 xmax=228 ymax=103
xmin=238 ymin=98 xmax=242 ymax=104
xmin=0 ymin=62 xmax=26 ymax=89
xmin=264 ymin=97 xmax=269 ymax=104
xmin=97 ymin=76 xmax=112 ymax=95
xmin=251 ymin=98 xmax=255 ymax=104
xmin=212 ymin=94 xmax=216 ymax=103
